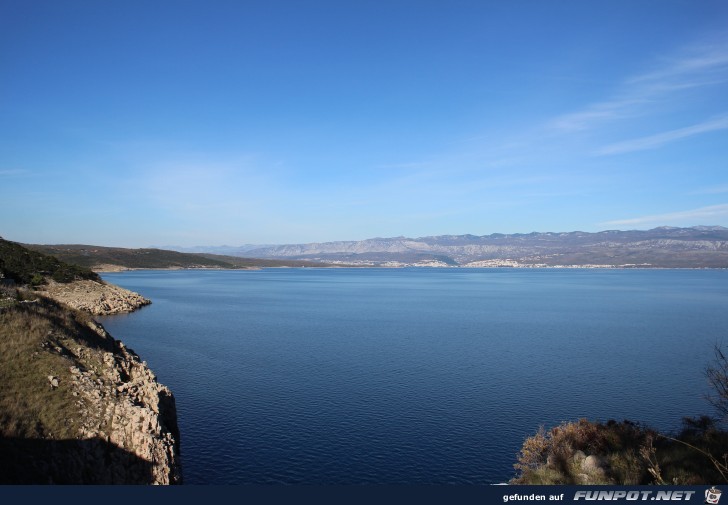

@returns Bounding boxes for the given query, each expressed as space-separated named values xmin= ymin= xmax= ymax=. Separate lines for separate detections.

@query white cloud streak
xmin=550 ymin=98 xmax=645 ymax=132
xmin=628 ymin=41 xmax=728 ymax=85
xmin=550 ymin=36 xmax=728 ymax=133
xmin=595 ymin=115 xmax=728 ymax=155
xmin=603 ymin=203 xmax=728 ymax=227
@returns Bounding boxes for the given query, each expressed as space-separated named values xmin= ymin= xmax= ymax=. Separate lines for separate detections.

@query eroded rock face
xmin=40 ymin=280 xmax=151 ymax=315
xmin=0 ymin=296 xmax=181 ymax=484
xmin=70 ymin=322 xmax=182 ymax=484
xmin=26 ymin=281 xmax=180 ymax=483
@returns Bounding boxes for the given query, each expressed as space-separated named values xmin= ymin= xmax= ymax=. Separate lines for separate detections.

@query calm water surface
xmin=99 ymin=268 xmax=728 ymax=484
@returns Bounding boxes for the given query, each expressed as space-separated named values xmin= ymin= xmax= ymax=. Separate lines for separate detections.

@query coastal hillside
xmin=1 ymin=237 xmax=151 ymax=315
xmin=25 ymin=243 xmax=328 ymax=271
xmin=0 ymin=239 xmax=181 ymax=484
xmin=0 ymin=238 xmax=101 ymax=284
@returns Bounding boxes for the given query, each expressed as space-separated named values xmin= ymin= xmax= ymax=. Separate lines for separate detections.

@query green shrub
xmin=29 ymin=274 xmax=44 ymax=287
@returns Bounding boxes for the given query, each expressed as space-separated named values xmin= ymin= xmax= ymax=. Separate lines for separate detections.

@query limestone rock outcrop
xmin=40 ymin=280 xmax=151 ymax=315
xmin=69 ymin=321 xmax=182 ymax=484
xmin=1 ymin=286 xmax=179 ymax=483
xmin=1 ymin=240 xmax=180 ymax=484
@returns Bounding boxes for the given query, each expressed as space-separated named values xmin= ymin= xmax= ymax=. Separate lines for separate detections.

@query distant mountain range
xmin=173 ymin=226 xmax=728 ymax=268
xmin=16 ymin=226 xmax=728 ymax=270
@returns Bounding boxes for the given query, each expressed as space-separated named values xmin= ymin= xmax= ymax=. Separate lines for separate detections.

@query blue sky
xmin=2 ymin=1 xmax=728 ymax=247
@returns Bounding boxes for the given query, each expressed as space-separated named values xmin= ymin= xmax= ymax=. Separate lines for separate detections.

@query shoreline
xmin=39 ymin=279 xmax=152 ymax=315
xmin=1 ymin=285 xmax=181 ymax=483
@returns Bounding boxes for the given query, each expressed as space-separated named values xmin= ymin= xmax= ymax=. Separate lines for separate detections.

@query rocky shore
xmin=39 ymin=279 xmax=151 ymax=315
xmin=0 ymin=294 xmax=181 ymax=484
xmin=68 ymin=320 xmax=182 ymax=484
xmin=1 ymin=238 xmax=181 ymax=483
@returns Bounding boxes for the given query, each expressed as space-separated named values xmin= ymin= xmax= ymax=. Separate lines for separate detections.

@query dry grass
xmin=512 ymin=418 xmax=728 ymax=485
xmin=512 ymin=419 xmax=648 ymax=484
xmin=0 ymin=289 xmax=113 ymax=440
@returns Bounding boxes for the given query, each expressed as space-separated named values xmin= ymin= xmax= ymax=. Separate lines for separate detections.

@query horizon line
xmin=5 ymin=224 xmax=727 ymax=250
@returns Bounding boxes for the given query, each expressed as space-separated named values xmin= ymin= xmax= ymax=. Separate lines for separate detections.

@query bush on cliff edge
xmin=513 ymin=344 xmax=728 ymax=485
xmin=512 ymin=417 xmax=728 ymax=484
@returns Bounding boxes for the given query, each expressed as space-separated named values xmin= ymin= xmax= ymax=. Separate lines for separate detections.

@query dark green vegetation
xmin=0 ymin=238 xmax=100 ymax=285
xmin=513 ymin=347 xmax=728 ymax=484
xmin=25 ymin=243 xmax=330 ymax=271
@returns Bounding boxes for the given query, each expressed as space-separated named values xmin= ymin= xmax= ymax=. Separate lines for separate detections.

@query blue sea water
xmin=99 ymin=268 xmax=728 ymax=484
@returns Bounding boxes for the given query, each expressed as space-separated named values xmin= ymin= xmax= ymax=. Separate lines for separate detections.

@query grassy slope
xmin=0 ymin=287 xmax=171 ymax=484
xmin=0 ymin=242 xmax=115 ymax=441
xmin=0 ymin=240 xmax=178 ymax=483
xmin=0 ymin=289 xmax=110 ymax=440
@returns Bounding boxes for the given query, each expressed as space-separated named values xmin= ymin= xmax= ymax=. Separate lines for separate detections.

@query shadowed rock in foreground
xmin=1 ymin=239 xmax=180 ymax=484
xmin=0 ymin=294 xmax=180 ymax=484
xmin=0 ymin=437 xmax=157 ymax=484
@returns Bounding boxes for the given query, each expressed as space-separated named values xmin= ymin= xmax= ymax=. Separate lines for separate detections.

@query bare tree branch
xmin=706 ymin=343 xmax=728 ymax=422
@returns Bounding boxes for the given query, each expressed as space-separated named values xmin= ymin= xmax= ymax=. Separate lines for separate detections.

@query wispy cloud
xmin=595 ymin=115 xmax=728 ymax=155
xmin=550 ymin=98 xmax=645 ymax=132
xmin=603 ymin=203 xmax=728 ymax=227
xmin=629 ymin=39 xmax=728 ymax=85
xmin=550 ymin=35 xmax=728 ymax=133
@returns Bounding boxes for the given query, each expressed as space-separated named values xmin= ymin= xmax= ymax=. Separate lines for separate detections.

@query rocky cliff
xmin=0 ymin=286 xmax=180 ymax=484
xmin=1 ymin=238 xmax=180 ymax=484
xmin=70 ymin=320 xmax=182 ymax=484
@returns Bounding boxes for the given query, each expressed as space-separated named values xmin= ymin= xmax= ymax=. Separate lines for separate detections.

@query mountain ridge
xmin=231 ymin=226 xmax=728 ymax=268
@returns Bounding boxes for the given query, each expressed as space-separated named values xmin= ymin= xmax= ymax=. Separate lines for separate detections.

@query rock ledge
xmin=70 ymin=321 xmax=182 ymax=484
xmin=40 ymin=280 xmax=151 ymax=315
